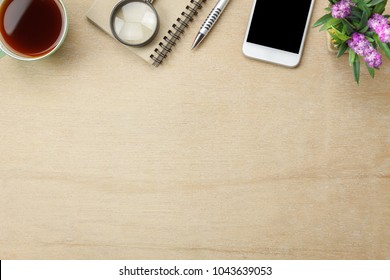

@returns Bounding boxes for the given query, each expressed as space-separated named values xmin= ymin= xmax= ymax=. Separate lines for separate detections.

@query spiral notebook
xmin=87 ymin=0 xmax=206 ymax=67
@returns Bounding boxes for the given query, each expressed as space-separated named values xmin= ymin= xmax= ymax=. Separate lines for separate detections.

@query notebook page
xmin=87 ymin=0 xmax=200 ymax=65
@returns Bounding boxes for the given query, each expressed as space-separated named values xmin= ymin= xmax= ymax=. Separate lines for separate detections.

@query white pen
xmin=191 ymin=0 xmax=231 ymax=49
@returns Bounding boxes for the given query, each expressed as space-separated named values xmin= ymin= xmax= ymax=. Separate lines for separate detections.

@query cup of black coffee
xmin=0 ymin=0 xmax=68 ymax=60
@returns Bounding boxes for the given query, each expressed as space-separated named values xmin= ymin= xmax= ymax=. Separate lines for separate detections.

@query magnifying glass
xmin=110 ymin=0 xmax=159 ymax=47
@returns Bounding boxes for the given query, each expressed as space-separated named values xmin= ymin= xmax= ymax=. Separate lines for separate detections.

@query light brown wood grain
xmin=0 ymin=0 xmax=389 ymax=259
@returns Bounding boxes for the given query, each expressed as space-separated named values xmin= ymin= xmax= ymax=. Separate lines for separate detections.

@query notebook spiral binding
xmin=150 ymin=0 xmax=207 ymax=67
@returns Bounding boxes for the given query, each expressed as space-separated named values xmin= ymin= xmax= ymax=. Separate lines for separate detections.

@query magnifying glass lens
xmin=112 ymin=2 xmax=158 ymax=46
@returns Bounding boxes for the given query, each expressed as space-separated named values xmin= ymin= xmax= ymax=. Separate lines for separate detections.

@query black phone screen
xmin=247 ymin=0 xmax=312 ymax=54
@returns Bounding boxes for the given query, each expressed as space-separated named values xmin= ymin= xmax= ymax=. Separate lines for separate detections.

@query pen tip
xmin=191 ymin=33 xmax=205 ymax=50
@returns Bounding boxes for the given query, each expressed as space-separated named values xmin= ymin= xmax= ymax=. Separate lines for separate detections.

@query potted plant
xmin=313 ymin=0 xmax=390 ymax=83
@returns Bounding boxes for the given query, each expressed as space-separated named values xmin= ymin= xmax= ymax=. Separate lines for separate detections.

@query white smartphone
xmin=243 ymin=0 xmax=315 ymax=68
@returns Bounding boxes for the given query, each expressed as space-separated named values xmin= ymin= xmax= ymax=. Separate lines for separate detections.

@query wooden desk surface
xmin=1 ymin=0 xmax=389 ymax=259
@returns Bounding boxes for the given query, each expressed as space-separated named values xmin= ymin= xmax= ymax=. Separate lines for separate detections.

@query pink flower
xmin=348 ymin=33 xmax=382 ymax=68
xmin=368 ymin=14 xmax=390 ymax=43
xmin=364 ymin=48 xmax=382 ymax=68
xmin=332 ymin=0 xmax=354 ymax=19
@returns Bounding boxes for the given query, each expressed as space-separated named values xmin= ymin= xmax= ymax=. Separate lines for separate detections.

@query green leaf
xmin=373 ymin=2 xmax=387 ymax=14
xmin=320 ymin=18 xmax=341 ymax=31
xmin=374 ymin=35 xmax=390 ymax=59
xmin=313 ymin=14 xmax=332 ymax=28
xmin=328 ymin=30 xmax=344 ymax=45
xmin=331 ymin=27 xmax=351 ymax=42
xmin=358 ymin=10 xmax=369 ymax=30
xmin=337 ymin=43 xmax=348 ymax=57
xmin=351 ymin=6 xmax=363 ymax=18
xmin=342 ymin=18 xmax=356 ymax=31
xmin=358 ymin=1 xmax=371 ymax=14
xmin=368 ymin=0 xmax=384 ymax=7
xmin=353 ymin=55 xmax=361 ymax=84
xmin=359 ymin=25 xmax=369 ymax=33
xmin=365 ymin=62 xmax=375 ymax=78
xmin=349 ymin=48 xmax=357 ymax=66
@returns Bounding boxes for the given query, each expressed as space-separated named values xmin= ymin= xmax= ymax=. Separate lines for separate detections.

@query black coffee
xmin=0 ymin=0 xmax=65 ymax=57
